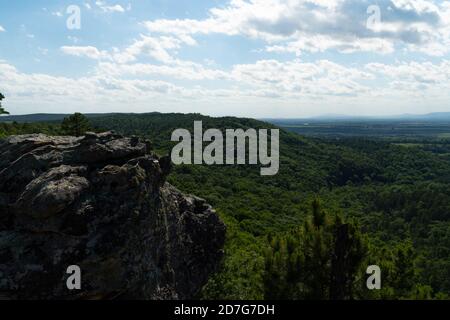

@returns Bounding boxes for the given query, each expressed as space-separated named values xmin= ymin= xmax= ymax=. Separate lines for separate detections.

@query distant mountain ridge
xmin=0 ymin=113 xmax=122 ymax=123
xmin=1 ymin=111 xmax=450 ymax=123
xmin=265 ymin=112 xmax=450 ymax=123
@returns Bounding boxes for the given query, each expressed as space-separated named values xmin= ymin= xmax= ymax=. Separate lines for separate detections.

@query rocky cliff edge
xmin=0 ymin=132 xmax=225 ymax=300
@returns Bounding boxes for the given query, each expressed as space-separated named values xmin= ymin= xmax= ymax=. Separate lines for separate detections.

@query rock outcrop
xmin=0 ymin=132 xmax=225 ymax=300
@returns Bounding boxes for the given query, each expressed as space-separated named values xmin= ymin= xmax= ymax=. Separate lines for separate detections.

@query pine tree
xmin=392 ymin=242 xmax=416 ymax=296
xmin=0 ymin=92 xmax=9 ymax=115
xmin=329 ymin=216 xmax=367 ymax=299
xmin=264 ymin=199 xmax=367 ymax=300
xmin=61 ymin=112 xmax=91 ymax=137
xmin=312 ymin=198 xmax=326 ymax=228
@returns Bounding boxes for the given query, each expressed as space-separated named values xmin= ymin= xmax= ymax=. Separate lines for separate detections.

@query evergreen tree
xmin=264 ymin=199 xmax=367 ymax=300
xmin=312 ymin=198 xmax=326 ymax=228
xmin=61 ymin=112 xmax=91 ymax=137
xmin=392 ymin=243 xmax=416 ymax=296
xmin=362 ymin=241 xmax=420 ymax=299
xmin=329 ymin=216 xmax=367 ymax=299
xmin=0 ymin=92 xmax=9 ymax=115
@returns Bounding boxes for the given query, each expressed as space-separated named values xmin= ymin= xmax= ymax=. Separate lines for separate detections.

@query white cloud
xmin=231 ymin=59 xmax=374 ymax=97
xmin=3 ymin=1 xmax=450 ymax=117
xmin=143 ymin=0 xmax=450 ymax=56
xmin=2 ymin=56 xmax=450 ymax=117
xmin=0 ymin=61 xmax=200 ymax=111
xmin=95 ymin=1 xmax=129 ymax=13
xmin=366 ymin=60 xmax=450 ymax=85
xmin=96 ymin=61 xmax=229 ymax=81
xmin=266 ymin=36 xmax=395 ymax=55
xmin=0 ymin=25 xmax=5 ymax=32
xmin=61 ymin=46 xmax=111 ymax=60
xmin=112 ymin=34 xmax=196 ymax=64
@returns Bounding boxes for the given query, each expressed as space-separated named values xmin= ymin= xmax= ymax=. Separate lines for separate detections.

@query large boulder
xmin=0 ymin=132 xmax=225 ymax=300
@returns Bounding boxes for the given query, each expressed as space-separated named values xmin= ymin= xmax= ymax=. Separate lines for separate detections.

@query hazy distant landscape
xmin=2 ymin=112 xmax=450 ymax=299
xmin=268 ymin=113 xmax=450 ymax=139
xmin=4 ymin=112 xmax=450 ymax=139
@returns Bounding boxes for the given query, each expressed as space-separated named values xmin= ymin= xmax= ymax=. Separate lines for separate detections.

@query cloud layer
xmin=0 ymin=0 xmax=449 ymax=117
xmin=144 ymin=0 xmax=450 ymax=56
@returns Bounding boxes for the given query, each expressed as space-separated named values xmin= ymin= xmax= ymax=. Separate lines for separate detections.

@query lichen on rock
xmin=0 ymin=132 xmax=225 ymax=300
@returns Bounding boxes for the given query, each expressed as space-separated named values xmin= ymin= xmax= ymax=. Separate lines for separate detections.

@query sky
xmin=0 ymin=0 xmax=449 ymax=118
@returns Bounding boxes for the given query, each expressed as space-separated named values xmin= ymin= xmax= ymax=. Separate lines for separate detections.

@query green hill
xmin=1 ymin=112 xmax=449 ymax=299
xmin=88 ymin=113 xmax=450 ymax=299
xmin=0 ymin=113 xmax=114 ymax=123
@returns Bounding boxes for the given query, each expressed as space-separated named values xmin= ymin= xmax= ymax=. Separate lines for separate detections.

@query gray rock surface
xmin=0 ymin=132 xmax=225 ymax=300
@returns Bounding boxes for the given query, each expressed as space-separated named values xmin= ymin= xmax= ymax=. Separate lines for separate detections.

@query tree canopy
xmin=1 ymin=113 xmax=449 ymax=299
xmin=61 ymin=112 xmax=91 ymax=137
xmin=263 ymin=200 xmax=367 ymax=300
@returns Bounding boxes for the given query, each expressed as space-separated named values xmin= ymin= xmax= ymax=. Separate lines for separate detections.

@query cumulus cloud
xmin=112 ymin=35 xmax=196 ymax=64
xmin=95 ymin=1 xmax=129 ymax=13
xmin=61 ymin=33 xmax=198 ymax=66
xmin=143 ymin=0 xmax=450 ymax=56
xmin=97 ymin=61 xmax=229 ymax=81
xmin=3 ymin=0 xmax=450 ymax=116
xmin=366 ymin=60 xmax=450 ymax=86
xmin=0 ymin=61 xmax=197 ymax=108
xmin=266 ymin=36 xmax=395 ymax=55
xmin=2 ymin=55 xmax=450 ymax=116
xmin=61 ymin=46 xmax=111 ymax=60
xmin=231 ymin=59 xmax=374 ymax=97
xmin=0 ymin=25 xmax=5 ymax=32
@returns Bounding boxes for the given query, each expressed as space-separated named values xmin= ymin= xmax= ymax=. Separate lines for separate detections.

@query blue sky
xmin=0 ymin=0 xmax=449 ymax=117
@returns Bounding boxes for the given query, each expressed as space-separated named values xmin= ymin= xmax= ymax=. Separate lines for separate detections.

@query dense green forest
xmin=1 ymin=113 xmax=449 ymax=299
xmin=0 ymin=121 xmax=62 ymax=138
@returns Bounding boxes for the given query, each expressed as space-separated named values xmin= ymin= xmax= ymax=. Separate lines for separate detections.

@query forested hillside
xmin=0 ymin=121 xmax=62 ymax=138
xmin=88 ymin=113 xmax=450 ymax=299
xmin=2 ymin=113 xmax=449 ymax=299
